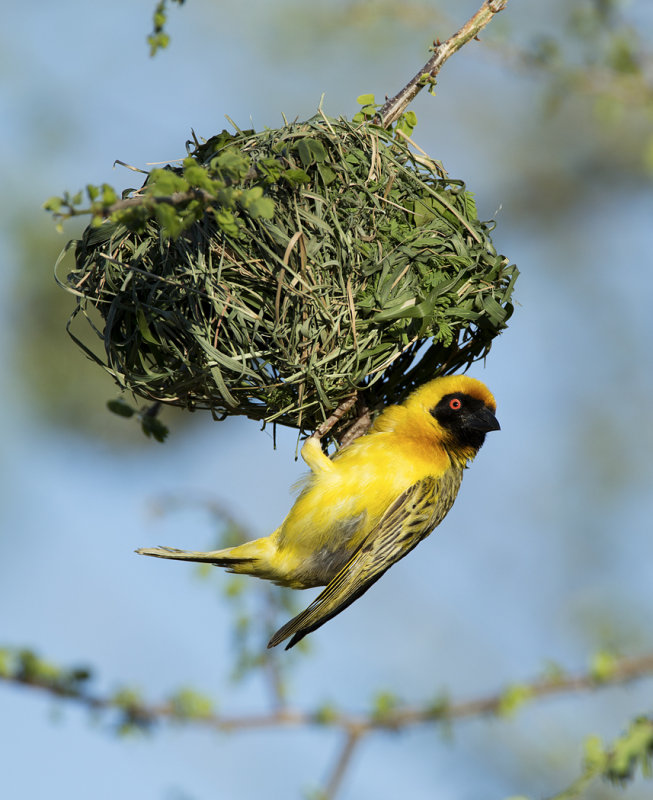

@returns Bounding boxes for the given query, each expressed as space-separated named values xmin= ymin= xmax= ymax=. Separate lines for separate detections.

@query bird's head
xmin=402 ymin=375 xmax=500 ymax=461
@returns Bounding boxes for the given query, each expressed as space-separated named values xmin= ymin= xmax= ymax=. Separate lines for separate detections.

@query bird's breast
xmin=274 ymin=431 xmax=455 ymax=588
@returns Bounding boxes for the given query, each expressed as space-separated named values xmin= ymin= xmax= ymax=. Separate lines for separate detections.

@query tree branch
xmin=324 ymin=728 xmax=365 ymax=800
xmin=3 ymin=651 xmax=652 ymax=736
xmin=379 ymin=0 xmax=509 ymax=128
xmin=4 ymin=648 xmax=652 ymax=799
xmin=313 ymin=393 xmax=359 ymax=441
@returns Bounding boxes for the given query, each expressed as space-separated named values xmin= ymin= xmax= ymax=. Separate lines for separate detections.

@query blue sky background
xmin=1 ymin=1 xmax=652 ymax=798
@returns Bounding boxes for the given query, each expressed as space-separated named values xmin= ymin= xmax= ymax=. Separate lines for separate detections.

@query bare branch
xmin=4 ymin=651 xmax=653 ymax=735
xmin=379 ymin=0 xmax=509 ymax=128
xmin=324 ymin=728 xmax=365 ymax=800
xmin=338 ymin=405 xmax=372 ymax=447
xmin=312 ymin=393 xmax=359 ymax=441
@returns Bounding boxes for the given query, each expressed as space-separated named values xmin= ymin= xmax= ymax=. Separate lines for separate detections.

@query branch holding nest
xmin=380 ymin=0 xmax=509 ymax=128
xmin=312 ymin=394 xmax=359 ymax=441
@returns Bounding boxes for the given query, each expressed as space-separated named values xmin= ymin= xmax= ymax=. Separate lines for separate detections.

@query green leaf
xmin=148 ymin=32 xmax=170 ymax=57
xmin=247 ymin=195 xmax=274 ymax=219
xmin=463 ymin=191 xmax=477 ymax=219
xmin=605 ymin=718 xmax=653 ymax=781
xmin=148 ymin=168 xmax=189 ymax=196
xmin=314 ymin=702 xmax=338 ymax=724
xmin=296 ymin=139 xmax=314 ymax=168
xmin=136 ymin=308 xmax=159 ymax=344
xmin=426 ymin=693 xmax=450 ymax=718
xmin=107 ymin=399 xmax=135 ymax=418
xmin=411 ymin=197 xmax=438 ymax=227
xmin=43 ymin=196 xmax=63 ymax=213
xmin=211 ymin=148 xmax=251 ymax=180
xmin=242 ymin=185 xmax=262 ymax=203
xmin=373 ymin=295 xmax=421 ymax=323
xmin=356 ymin=94 xmax=375 ymax=106
xmin=281 ymin=168 xmax=311 ymax=186
xmin=317 ymin=163 xmax=337 ymax=185
xmin=584 ymin=734 xmax=607 ymax=770
xmin=183 ymin=158 xmax=220 ymax=192
xmin=371 ymin=690 xmax=399 ymax=721
xmin=308 ymin=139 xmax=327 ymax=163
xmin=168 ymin=688 xmax=214 ymax=719
xmin=214 ymin=208 xmax=241 ymax=238
xmin=608 ymin=34 xmax=639 ymax=74
xmin=482 ymin=296 xmax=509 ymax=326
xmin=100 ymin=184 xmax=118 ymax=205
xmin=256 ymin=156 xmax=283 ymax=184
xmin=497 ymin=684 xmax=533 ymax=717
xmin=112 ymin=687 xmax=143 ymax=709
xmin=154 ymin=202 xmax=184 ymax=238
xmin=294 ymin=138 xmax=328 ymax=168
xmin=590 ymin=650 xmax=618 ymax=682
xmin=395 ymin=110 xmax=418 ymax=138
xmin=0 ymin=649 xmax=10 ymax=678
xmin=141 ymin=415 xmax=169 ymax=442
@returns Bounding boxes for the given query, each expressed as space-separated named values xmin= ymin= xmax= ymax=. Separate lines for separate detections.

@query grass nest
xmin=61 ymin=113 xmax=517 ymax=439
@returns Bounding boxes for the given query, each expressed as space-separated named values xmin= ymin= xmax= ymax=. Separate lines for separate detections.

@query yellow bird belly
xmin=273 ymin=432 xmax=452 ymax=588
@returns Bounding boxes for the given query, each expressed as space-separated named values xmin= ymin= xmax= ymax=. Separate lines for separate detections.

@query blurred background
xmin=1 ymin=1 xmax=652 ymax=798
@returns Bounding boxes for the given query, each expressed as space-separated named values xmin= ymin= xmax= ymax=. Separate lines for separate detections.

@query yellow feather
xmin=137 ymin=375 xmax=500 ymax=647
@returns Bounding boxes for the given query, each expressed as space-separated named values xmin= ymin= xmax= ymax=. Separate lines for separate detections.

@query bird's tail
xmin=136 ymin=537 xmax=276 ymax=578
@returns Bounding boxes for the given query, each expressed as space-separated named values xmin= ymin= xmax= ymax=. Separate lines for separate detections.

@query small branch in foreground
xmin=3 ymin=650 xmax=653 ymax=736
xmin=63 ymin=188 xmax=215 ymax=223
xmin=4 ymin=648 xmax=653 ymax=800
xmin=379 ymin=0 xmax=508 ymax=128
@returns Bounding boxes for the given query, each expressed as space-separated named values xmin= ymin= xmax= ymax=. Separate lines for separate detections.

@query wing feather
xmin=267 ymin=471 xmax=462 ymax=649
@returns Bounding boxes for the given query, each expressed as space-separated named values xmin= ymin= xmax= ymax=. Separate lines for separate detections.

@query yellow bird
xmin=137 ymin=375 xmax=499 ymax=649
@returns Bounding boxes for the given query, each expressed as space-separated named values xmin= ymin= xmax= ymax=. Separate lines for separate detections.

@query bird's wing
xmin=267 ymin=472 xmax=460 ymax=649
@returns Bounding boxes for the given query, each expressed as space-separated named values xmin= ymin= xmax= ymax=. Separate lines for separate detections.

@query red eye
xmin=449 ymin=398 xmax=462 ymax=411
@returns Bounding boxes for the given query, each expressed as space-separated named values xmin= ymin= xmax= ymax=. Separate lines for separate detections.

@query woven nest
xmin=62 ymin=114 xmax=517 ymax=438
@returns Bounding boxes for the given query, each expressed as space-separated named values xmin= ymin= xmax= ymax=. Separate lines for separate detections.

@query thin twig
xmin=324 ymin=728 xmax=365 ymax=800
xmin=338 ymin=406 xmax=372 ymax=447
xmin=379 ymin=0 xmax=509 ymax=128
xmin=4 ymin=653 xmax=653 ymax=735
xmin=65 ymin=187 xmax=216 ymax=220
xmin=313 ymin=393 xmax=359 ymax=441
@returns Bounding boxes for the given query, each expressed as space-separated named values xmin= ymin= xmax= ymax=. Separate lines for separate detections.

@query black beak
xmin=467 ymin=405 xmax=501 ymax=433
